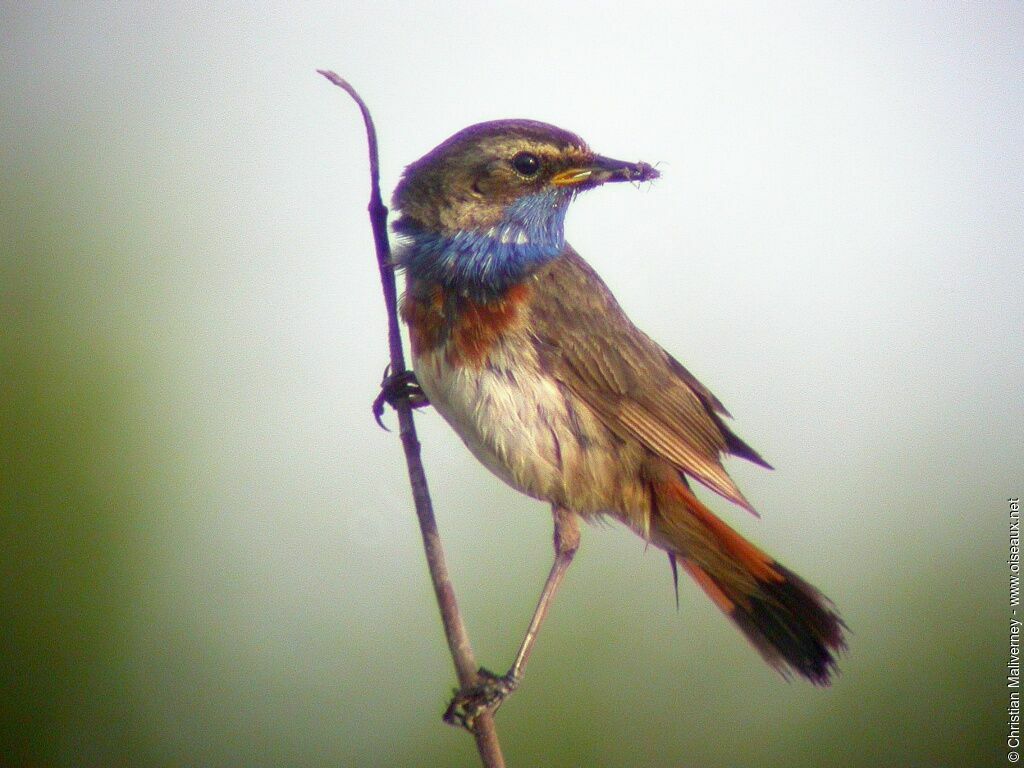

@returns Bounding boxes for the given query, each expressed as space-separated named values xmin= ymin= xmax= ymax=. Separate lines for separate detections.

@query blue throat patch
xmin=396 ymin=190 xmax=569 ymax=300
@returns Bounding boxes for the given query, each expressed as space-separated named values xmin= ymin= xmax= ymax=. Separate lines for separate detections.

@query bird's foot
xmin=372 ymin=366 xmax=429 ymax=429
xmin=443 ymin=667 xmax=520 ymax=732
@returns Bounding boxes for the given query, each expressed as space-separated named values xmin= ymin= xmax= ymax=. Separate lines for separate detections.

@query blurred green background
xmin=2 ymin=2 xmax=1020 ymax=766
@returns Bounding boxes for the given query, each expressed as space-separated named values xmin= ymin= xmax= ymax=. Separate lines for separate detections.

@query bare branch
xmin=318 ymin=70 xmax=505 ymax=768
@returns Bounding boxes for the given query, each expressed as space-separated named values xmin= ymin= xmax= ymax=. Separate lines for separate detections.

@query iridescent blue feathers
xmin=395 ymin=190 xmax=569 ymax=299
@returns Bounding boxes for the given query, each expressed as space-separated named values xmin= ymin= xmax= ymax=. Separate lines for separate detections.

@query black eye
xmin=511 ymin=152 xmax=541 ymax=177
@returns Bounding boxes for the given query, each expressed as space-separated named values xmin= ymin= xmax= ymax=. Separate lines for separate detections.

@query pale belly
xmin=413 ymin=339 xmax=647 ymax=516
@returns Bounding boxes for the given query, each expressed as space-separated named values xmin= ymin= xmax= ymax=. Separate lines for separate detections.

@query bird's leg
xmin=444 ymin=506 xmax=580 ymax=731
xmin=372 ymin=365 xmax=429 ymax=428
xmin=505 ymin=506 xmax=581 ymax=685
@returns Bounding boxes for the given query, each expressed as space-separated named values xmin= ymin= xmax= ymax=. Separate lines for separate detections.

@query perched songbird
xmin=392 ymin=120 xmax=846 ymax=727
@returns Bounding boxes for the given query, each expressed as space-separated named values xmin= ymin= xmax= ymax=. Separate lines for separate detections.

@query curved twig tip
xmin=317 ymin=69 xmax=346 ymax=88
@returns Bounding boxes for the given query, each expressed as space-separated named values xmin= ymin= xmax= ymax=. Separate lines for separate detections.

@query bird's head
xmin=392 ymin=120 xmax=657 ymax=298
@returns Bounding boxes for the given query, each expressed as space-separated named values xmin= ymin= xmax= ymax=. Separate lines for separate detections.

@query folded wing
xmin=529 ymin=247 xmax=770 ymax=513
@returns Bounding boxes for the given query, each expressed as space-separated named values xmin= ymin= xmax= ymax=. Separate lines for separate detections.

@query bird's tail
xmin=651 ymin=478 xmax=846 ymax=684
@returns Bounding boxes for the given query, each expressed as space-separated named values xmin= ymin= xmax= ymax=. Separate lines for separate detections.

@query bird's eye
xmin=511 ymin=152 xmax=541 ymax=178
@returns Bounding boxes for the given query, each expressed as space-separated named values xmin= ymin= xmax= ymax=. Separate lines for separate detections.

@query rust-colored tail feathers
xmin=653 ymin=479 xmax=846 ymax=685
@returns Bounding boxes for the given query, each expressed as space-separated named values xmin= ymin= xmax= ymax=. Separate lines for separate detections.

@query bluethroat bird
xmin=392 ymin=120 xmax=846 ymax=728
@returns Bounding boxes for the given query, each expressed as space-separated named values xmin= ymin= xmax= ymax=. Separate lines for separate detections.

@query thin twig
xmin=318 ymin=70 xmax=505 ymax=768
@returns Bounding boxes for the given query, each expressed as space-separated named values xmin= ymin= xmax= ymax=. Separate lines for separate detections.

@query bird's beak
xmin=551 ymin=154 xmax=659 ymax=188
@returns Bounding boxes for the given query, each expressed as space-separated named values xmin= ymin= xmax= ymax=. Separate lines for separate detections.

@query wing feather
xmin=528 ymin=247 xmax=766 ymax=512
